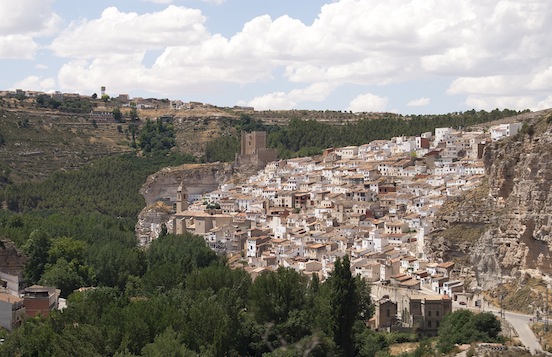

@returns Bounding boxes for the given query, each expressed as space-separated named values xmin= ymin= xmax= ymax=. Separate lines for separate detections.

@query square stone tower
xmin=241 ymin=131 xmax=267 ymax=156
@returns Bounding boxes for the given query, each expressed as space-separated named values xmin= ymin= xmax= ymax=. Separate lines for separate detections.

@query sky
xmin=1 ymin=0 xmax=552 ymax=114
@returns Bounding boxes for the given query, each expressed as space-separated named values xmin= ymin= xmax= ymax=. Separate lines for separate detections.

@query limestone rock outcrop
xmin=427 ymin=109 xmax=552 ymax=289
xmin=136 ymin=162 xmax=235 ymax=245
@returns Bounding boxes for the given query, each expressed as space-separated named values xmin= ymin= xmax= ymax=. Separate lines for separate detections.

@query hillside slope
xmin=0 ymin=110 xmax=132 ymax=182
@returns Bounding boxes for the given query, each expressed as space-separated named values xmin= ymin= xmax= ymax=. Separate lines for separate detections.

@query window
xmin=436 ymin=321 xmax=440 ymax=328
xmin=436 ymin=310 xmax=439 ymax=316
xmin=428 ymin=321 xmax=432 ymax=328
xmin=387 ymin=309 xmax=390 ymax=317
xmin=428 ymin=310 xmax=431 ymax=317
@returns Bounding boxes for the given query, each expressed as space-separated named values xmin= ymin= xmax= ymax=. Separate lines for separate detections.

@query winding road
xmin=453 ymin=301 xmax=543 ymax=354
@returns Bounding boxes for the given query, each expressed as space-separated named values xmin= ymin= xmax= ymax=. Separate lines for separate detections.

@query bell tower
xmin=176 ymin=182 xmax=188 ymax=213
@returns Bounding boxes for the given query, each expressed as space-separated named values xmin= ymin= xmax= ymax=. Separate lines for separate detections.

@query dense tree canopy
xmin=205 ymin=109 xmax=524 ymax=161
xmin=0 ymin=241 xmax=380 ymax=357
xmin=36 ymin=94 xmax=93 ymax=113
xmin=437 ymin=310 xmax=502 ymax=353
xmin=205 ymin=135 xmax=240 ymax=162
xmin=0 ymin=152 xmax=195 ymax=290
xmin=138 ymin=118 xmax=176 ymax=155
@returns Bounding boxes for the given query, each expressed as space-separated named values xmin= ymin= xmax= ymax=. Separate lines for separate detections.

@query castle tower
xmin=241 ymin=131 xmax=267 ymax=156
xmin=176 ymin=182 xmax=188 ymax=213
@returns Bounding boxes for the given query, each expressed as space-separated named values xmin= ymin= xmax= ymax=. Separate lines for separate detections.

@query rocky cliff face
xmin=135 ymin=160 xmax=264 ymax=245
xmin=427 ymin=109 xmax=552 ymax=289
xmin=136 ymin=162 xmax=235 ymax=245
xmin=0 ymin=239 xmax=26 ymax=276
xmin=139 ymin=162 xmax=234 ymax=207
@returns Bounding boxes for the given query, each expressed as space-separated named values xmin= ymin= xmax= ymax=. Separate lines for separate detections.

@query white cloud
xmin=245 ymin=92 xmax=296 ymax=111
xmin=57 ymin=55 xmax=151 ymax=96
xmin=407 ymin=97 xmax=430 ymax=107
xmin=143 ymin=0 xmax=174 ymax=3
xmin=348 ymin=93 xmax=389 ymax=113
xmin=35 ymin=64 xmax=49 ymax=70
xmin=465 ymin=95 xmax=536 ymax=111
xmin=244 ymin=83 xmax=335 ymax=110
xmin=528 ymin=65 xmax=552 ymax=91
xmin=13 ymin=75 xmax=57 ymax=92
xmin=447 ymin=61 xmax=552 ymax=111
xmin=0 ymin=35 xmax=38 ymax=59
xmin=51 ymin=6 xmax=208 ymax=58
xmin=0 ymin=0 xmax=60 ymax=36
xmin=536 ymin=96 xmax=552 ymax=111
xmin=0 ymin=0 xmax=60 ymax=59
xmin=38 ymin=0 xmax=552 ymax=110
xmin=463 ymin=93 xmax=552 ymax=112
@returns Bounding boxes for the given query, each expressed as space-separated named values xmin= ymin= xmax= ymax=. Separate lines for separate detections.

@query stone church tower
xmin=176 ymin=182 xmax=189 ymax=213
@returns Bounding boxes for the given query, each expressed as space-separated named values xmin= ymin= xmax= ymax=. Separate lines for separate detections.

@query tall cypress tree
xmin=329 ymin=255 xmax=358 ymax=357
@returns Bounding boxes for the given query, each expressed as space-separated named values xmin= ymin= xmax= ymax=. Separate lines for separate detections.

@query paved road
xmin=459 ymin=302 xmax=543 ymax=354
xmin=503 ymin=310 xmax=542 ymax=354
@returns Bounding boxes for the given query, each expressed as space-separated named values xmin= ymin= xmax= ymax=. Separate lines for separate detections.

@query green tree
xmin=23 ymin=230 xmax=51 ymax=284
xmin=48 ymin=236 xmax=87 ymax=264
xmin=129 ymin=107 xmax=139 ymax=121
xmin=113 ymin=108 xmax=124 ymax=122
xmin=89 ymin=241 xmax=145 ymax=289
xmin=40 ymin=258 xmax=85 ymax=298
xmin=437 ymin=310 xmax=501 ymax=353
xmin=141 ymin=328 xmax=196 ymax=357
xmin=249 ymin=267 xmax=308 ymax=325
xmin=186 ymin=264 xmax=251 ymax=298
xmin=159 ymin=223 xmax=168 ymax=237
xmin=471 ymin=311 xmax=501 ymax=340
xmin=145 ymin=233 xmax=219 ymax=291
xmin=137 ymin=118 xmax=176 ymax=155
xmin=354 ymin=328 xmax=389 ymax=357
xmin=205 ymin=135 xmax=240 ymax=162
xmin=0 ymin=318 xmax=62 ymax=357
xmin=325 ymin=255 xmax=358 ymax=357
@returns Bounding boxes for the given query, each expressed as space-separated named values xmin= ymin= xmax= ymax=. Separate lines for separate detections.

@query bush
xmin=437 ymin=310 xmax=501 ymax=353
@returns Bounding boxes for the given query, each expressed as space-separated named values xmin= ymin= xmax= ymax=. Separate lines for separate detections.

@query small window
xmin=436 ymin=310 xmax=439 ymax=316
xmin=428 ymin=321 xmax=432 ymax=328
xmin=387 ymin=309 xmax=390 ymax=317
xmin=428 ymin=310 xmax=431 ymax=317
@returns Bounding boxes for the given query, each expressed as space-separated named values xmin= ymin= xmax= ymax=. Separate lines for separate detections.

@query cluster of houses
xmin=0 ymin=286 xmax=60 ymax=331
xmin=0 ymin=241 xmax=61 ymax=331
xmin=0 ymin=89 xmax=228 ymax=121
xmin=167 ymin=124 xmax=520 ymax=332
